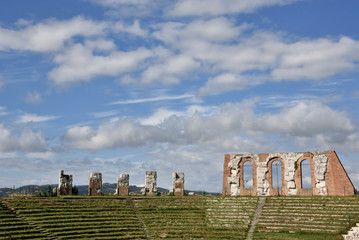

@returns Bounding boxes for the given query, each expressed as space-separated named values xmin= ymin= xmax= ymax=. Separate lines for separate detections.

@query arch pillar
xmin=267 ymin=157 xmax=287 ymax=195
xmin=239 ymin=158 xmax=257 ymax=196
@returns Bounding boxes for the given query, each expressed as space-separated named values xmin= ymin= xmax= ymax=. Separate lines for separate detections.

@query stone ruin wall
xmin=57 ymin=170 xmax=72 ymax=196
xmin=115 ymin=174 xmax=129 ymax=196
xmin=89 ymin=172 xmax=102 ymax=196
xmin=223 ymin=150 xmax=355 ymax=196
xmin=171 ymin=172 xmax=184 ymax=196
xmin=141 ymin=171 xmax=157 ymax=195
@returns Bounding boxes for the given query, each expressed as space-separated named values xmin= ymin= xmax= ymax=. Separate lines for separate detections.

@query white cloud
xmin=260 ymin=101 xmax=355 ymax=136
xmin=64 ymin=100 xmax=359 ymax=154
xmin=170 ymin=0 xmax=300 ymax=16
xmin=141 ymin=53 xmax=200 ymax=84
xmin=140 ymin=109 xmax=182 ymax=126
xmin=25 ymin=91 xmax=43 ymax=104
xmin=17 ymin=113 xmax=58 ymax=123
xmin=153 ymin=18 xmax=245 ymax=44
xmin=198 ymin=73 xmax=250 ymax=95
xmin=0 ymin=16 xmax=106 ymax=52
xmin=110 ymin=94 xmax=194 ymax=105
xmin=0 ymin=124 xmax=47 ymax=152
xmin=271 ymin=37 xmax=359 ymax=81
xmin=140 ymin=105 xmax=218 ymax=126
xmin=63 ymin=118 xmax=162 ymax=151
xmin=48 ymin=44 xmax=152 ymax=85
xmin=153 ymin=21 xmax=359 ymax=94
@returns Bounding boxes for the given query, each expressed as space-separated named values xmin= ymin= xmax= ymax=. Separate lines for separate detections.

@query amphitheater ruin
xmin=57 ymin=150 xmax=355 ymax=197
xmin=223 ymin=150 xmax=355 ymax=196
xmin=57 ymin=170 xmax=185 ymax=196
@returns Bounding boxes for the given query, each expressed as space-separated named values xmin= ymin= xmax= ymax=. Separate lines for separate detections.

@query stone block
xmin=172 ymin=172 xmax=184 ymax=196
xmin=57 ymin=170 xmax=72 ymax=196
xmin=116 ymin=174 xmax=129 ymax=195
xmin=89 ymin=172 xmax=102 ymax=196
xmin=141 ymin=171 xmax=157 ymax=195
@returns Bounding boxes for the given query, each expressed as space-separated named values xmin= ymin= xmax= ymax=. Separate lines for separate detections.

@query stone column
xmin=116 ymin=174 xmax=129 ymax=195
xmin=88 ymin=172 xmax=102 ymax=196
xmin=57 ymin=170 xmax=73 ymax=196
xmin=141 ymin=171 xmax=157 ymax=195
xmin=172 ymin=172 xmax=184 ymax=196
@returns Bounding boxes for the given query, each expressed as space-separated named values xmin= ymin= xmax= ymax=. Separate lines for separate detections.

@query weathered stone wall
xmin=141 ymin=171 xmax=157 ymax=195
xmin=88 ymin=172 xmax=102 ymax=196
xmin=57 ymin=170 xmax=72 ymax=195
xmin=222 ymin=150 xmax=355 ymax=196
xmin=115 ymin=174 xmax=129 ymax=195
xmin=171 ymin=172 xmax=184 ymax=196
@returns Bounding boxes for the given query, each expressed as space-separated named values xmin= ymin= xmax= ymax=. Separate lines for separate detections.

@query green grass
xmin=0 ymin=195 xmax=358 ymax=239
xmin=253 ymin=231 xmax=342 ymax=240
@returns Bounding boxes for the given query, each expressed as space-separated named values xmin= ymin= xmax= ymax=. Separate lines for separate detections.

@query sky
xmin=0 ymin=0 xmax=359 ymax=192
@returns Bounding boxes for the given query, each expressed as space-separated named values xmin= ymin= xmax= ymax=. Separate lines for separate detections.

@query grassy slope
xmin=0 ymin=196 xmax=358 ymax=239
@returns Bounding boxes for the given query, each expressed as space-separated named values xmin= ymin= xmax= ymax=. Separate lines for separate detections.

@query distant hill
xmin=0 ymin=184 xmax=220 ymax=197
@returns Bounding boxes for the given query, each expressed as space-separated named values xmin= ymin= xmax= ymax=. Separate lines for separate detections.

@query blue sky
xmin=0 ymin=0 xmax=359 ymax=192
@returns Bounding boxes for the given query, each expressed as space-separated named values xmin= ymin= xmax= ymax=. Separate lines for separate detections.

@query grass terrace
xmin=253 ymin=196 xmax=359 ymax=240
xmin=1 ymin=196 xmax=146 ymax=239
xmin=0 ymin=195 xmax=358 ymax=239
xmin=132 ymin=196 xmax=258 ymax=239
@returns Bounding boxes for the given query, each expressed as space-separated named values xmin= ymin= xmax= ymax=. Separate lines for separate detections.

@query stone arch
xmin=295 ymin=156 xmax=317 ymax=195
xmin=239 ymin=158 xmax=257 ymax=196
xmin=267 ymin=157 xmax=287 ymax=195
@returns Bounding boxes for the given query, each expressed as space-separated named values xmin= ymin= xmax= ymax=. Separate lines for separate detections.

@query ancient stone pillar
xmin=116 ymin=174 xmax=129 ymax=195
xmin=57 ymin=170 xmax=73 ymax=195
xmin=172 ymin=172 xmax=184 ymax=196
xmin=141 ymin=171 xmax=157 ymax=195
xmin=88 ymin=172 xmax=102 ymax=196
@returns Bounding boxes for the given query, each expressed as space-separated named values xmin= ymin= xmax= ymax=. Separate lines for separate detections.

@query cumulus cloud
xmin=170 ymin=0 xmax=300 ymax=16
xmin=140 ymin=105 xmax=216 ymax=126
xmin=271 ymin=37 xmax=359 ymax=81
xmin=153 ymin=18 xmax=245 ymax=44
xmin=141 ymin=53 xmax=200 ymax=84
xmin=63 ymin=118 xmax=163 ymax=151
xmin=48 ymin=44 xmax=152 ymax=85
xmin=198 ymin=73 xmax=251 ymax=95
xmin=0 ymin=124 xmax=47 ymax=152
xmin=153 ymin=21 xmax=359 ymax=94
xmin=260 ymin=101 xmax=355 ymax=136
xmin=64 ymin=100 xmax=358 ymax=153
xmin=0 ymin=16 xmax=106 ymax=52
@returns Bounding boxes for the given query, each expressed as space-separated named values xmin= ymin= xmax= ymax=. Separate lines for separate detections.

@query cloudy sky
xmin=0 ymin=0 xmax=358 ymax=192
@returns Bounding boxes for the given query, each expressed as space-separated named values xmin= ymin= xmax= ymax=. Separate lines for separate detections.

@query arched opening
xmin=271 ymin=160 xmax=282 ymax=189
xmin=243 ymin=161 xmax=253 ymax=189
xmin=301 ymin=160 xmax=312 ymax=189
